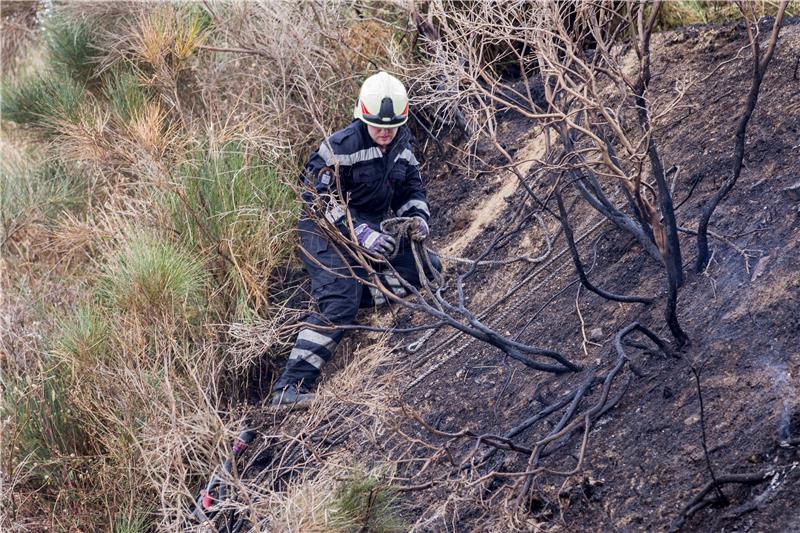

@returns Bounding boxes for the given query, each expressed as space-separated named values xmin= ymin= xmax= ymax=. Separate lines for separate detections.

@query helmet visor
xmin=359 ymin=98 xmax=408 ymax=127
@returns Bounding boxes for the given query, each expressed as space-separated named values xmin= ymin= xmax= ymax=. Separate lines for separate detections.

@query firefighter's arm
xmin=392 ymin=150 xmax=431 ymax=223
xmin=303 ymin=146 xmax=367 ymax=238
xmin=391 ymin=148 xmax=431 ymax=241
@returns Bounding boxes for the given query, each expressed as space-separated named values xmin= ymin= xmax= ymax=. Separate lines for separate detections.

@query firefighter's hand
xmin=355 ymin=223 xmax=396 ymax=255
xmin=409 ymin=216 xmax=429 ymax=242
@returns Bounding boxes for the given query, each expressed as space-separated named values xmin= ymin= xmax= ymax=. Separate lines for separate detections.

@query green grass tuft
xmin=172 ymin=141 xmax=296 ymax=247
xmin=2 ymin=13 xmax=99 ymax=130
xmin=1 ymin=71 xmax=89 ymax=128
xmin=99 ymin=230 xmax=207 ymax=318
xmin=1 ymin=156 xmax=89 ymax=242
xmin=102 ymin=67 xmax=152 ymax=123
xmin=330 ymin=470 xmax=405 ymax=533
xmin=184 ymin=3 xmax=212 ymax=33
xmin=43 ymin=14 xmax=102 ymax=83
xmin=113 ymin=509 xmax=151 ymax=533
xmin=168 ymin=141 xmax=297 ymax=298
xmin=54 ymin=304 xmax=111 ymax=363
xmin=28 ymin=159 xmax=89 ymax=218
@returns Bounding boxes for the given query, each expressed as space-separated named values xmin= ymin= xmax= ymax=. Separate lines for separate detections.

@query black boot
xmin=271 ymin=382 xmax=315 ymax=409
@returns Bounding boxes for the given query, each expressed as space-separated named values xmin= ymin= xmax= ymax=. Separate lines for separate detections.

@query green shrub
xmin=1 ymin=71 xmax=89 ymax=128
xmin=43 ymin=15 xmax=101 ymax=83
xmin=102 ymin=67 xmax=151 ymax=123
xmin=99 ymin=230 xmax=207 ymax=318
xmin=168 ymin=141 xmax=297 ymax=297
xmin=330 ymin=470 xmax=405 ymax=533
xmin=172 ymin=141 xmax=296 ymax=246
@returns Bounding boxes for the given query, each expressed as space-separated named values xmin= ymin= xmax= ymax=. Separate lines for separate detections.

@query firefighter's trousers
xmin=273 ymin=218 xmax=441 ymax=390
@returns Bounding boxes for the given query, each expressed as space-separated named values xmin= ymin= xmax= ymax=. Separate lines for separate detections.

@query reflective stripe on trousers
xmin=274 ymin=319 xmax=345 ymax=389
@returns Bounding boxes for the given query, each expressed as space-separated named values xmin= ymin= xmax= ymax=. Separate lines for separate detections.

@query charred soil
xmin=244 ymin=19 xmax=800 ymax=533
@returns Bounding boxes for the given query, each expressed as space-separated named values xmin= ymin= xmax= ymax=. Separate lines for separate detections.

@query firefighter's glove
xmin=355 ymin=223 xmax=396 ymax=255
xmin=409 ymin=216 xmax=429 ymax=242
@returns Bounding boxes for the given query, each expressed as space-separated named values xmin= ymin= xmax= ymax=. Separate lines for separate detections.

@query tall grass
xmin=1 ymin=15 xmax=99 ymax=130
xmin=168 ymin=141 xmax=297 ymax=304
xmin=53 ymin=304 xmax=111 ymax=363
xmin=654 ymin=0 xmax=799 ymax=30
xmin=1 ymin=358 xmax=91 ymax=486
xmin=99 ymin=230 xmax=207 ymax=319
xmin=43 ymin=15 xmax=101 ymax=83
xmin=1 ymin=154 xmax=89 ymax=245
xmin=102 ymin=67 xmax=151 ymax=123
xmin=1 ymin=71 xmax=89 ymax=128
xmin=126 ymin=3 xmax=209 ymax=72
xmin=2 ymin=2 xmax=407 ymax=530
xmin=172 ymin=142 xmax=295 ymax=247
xmin=113 ymin=510 xmax=151 ymax=533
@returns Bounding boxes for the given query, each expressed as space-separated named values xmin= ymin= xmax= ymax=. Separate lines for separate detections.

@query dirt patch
xmin=441 ymin=131 xmax=548 ymax=257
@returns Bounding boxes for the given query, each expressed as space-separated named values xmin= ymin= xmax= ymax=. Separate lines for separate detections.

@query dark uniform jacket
xmin=301 ymin=120 xmax=430 ymax=232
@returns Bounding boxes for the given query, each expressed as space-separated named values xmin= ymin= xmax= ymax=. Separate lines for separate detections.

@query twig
xmin=198 ymin=44 xmax=268 ymax=58
xmin=575 ymin=285 xmax=600 ymax=356
xmin=689 ymin=364 xmax=726 ymax=502
xmin=668 ymin=471 xmax=773 ymax=532
xmin=556 ymin=187 xmax=654 ymax=304
xmin=696 ymin=1 xmax=788 ymax=271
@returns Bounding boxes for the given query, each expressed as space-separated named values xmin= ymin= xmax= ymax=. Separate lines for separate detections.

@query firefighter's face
xmin=367 ymin=125 xmax=398 ymax=149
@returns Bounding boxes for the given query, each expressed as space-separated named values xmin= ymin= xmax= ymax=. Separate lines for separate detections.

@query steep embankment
xmin=252 ymin=19 xmax=800 ymax=533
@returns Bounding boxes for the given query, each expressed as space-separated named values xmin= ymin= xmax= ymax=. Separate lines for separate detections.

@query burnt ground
xmin=243 ymin=18 xmax=800 ymax=533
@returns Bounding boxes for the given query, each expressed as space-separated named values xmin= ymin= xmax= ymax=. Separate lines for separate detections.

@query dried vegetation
xmin=1 ymin=2 xmax=401 ymax=530
xmin=2 ymin=1 xmax=799 ymax=532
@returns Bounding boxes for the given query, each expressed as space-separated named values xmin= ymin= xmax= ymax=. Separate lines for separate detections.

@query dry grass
xmin=199 ymin=1 xmax=408 ymax=156
xmin=0 ymin=1 xmax=39 ymax=73
xmin=655 ymin=0 xmax=800 ymax=29
xmin=201 ymin=334 xmax=404 ymax=532
xmin=2 ymin=2 xmax=417 ymax=530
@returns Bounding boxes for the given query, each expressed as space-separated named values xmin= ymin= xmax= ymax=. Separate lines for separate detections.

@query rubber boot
xmin=270 ymin=382 xmax=315 ymax=410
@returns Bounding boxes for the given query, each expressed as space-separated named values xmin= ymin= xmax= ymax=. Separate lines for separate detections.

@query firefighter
xmin=271 ymin=71 xmax=440 ymax=407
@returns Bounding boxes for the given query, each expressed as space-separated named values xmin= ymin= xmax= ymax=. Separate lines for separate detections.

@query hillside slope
xmin=2 ymin=5 xmax=799 ymax=532
xmin=245 ymin=18 xmax=800 ymax=533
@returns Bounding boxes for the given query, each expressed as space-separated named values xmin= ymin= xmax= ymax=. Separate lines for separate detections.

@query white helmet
xmin=353 ymin=71 xmax=409 ymax=128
